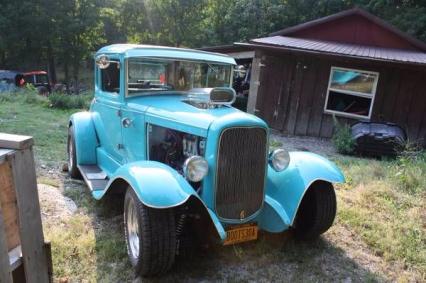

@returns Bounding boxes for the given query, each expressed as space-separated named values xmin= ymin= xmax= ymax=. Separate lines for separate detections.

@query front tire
xmin=67 ymin=125 xmax=81 ymax=179
xmin=124 ymin=188 xmax=176 ymax=277
xmin=293 ymin=181 xmax=336 ymax=239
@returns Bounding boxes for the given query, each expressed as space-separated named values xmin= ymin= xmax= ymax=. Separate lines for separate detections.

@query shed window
xmin=324 ymin=67 xmax=379 ymax=119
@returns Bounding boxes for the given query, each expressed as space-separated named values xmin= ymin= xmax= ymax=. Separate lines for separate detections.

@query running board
xmin=78 ymin=165 xmax=108 ymax=191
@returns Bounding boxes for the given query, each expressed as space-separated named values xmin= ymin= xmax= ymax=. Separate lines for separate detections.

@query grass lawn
xmin=0 ymin=91 xmax=424 ymax=282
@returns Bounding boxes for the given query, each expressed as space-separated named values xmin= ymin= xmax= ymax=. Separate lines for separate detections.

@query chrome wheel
xmin=68 ymin=135 xmax=74 ymax=170
xmin=126 ymin=197 xmax=140 ymax=259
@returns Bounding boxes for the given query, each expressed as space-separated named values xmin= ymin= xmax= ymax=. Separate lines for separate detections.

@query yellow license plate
xmin=223 ymin=225 xmax=258 ymax=245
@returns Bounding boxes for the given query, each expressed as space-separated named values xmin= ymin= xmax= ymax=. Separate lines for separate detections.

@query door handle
xmin=122 ymin=118 xmax=132 ymax=128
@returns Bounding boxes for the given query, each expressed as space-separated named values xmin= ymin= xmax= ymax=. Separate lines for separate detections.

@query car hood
xmin=125 ymin=94 xmax=266 ymax=137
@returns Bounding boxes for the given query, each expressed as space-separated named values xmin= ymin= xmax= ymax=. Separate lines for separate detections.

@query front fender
xmin=97 ymin=161 xmax=197 ymax=208
xmin=262 ymin=151 xmax=344 ymax=230
xmin=94 ymin=160 xmax=227 ymax=240
xmin=69 ymin=112 xmax=98 ymax=165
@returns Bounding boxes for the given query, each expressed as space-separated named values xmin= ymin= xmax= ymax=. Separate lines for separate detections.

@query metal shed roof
xmin=269 ymin=8 xmax=426 ymax=52
xmin=249 ymin=36 xmax=426 ymax=65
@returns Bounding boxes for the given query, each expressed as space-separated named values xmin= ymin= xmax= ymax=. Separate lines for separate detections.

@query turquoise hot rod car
xmin=68 ymin=44 xmax=345 ymax=277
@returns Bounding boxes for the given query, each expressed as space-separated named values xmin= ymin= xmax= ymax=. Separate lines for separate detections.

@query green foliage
xmin=1 ymin=0 xmax=425 ymax=79
xmin=0 ymin=89 xmax=46 ymax=105
xmin=269 ymin=139 xmax=283 ymax=149
xmin=332 ymin=118 xmax=355 ymax=154
xmin=48 ymin=93 xmax=92 ymax=110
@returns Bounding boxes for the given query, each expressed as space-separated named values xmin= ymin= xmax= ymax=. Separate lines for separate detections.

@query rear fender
xmin=69 ymin=112 xmax=98 ymax=165
xmin=263 ymin=151 xmax=344 ymax=229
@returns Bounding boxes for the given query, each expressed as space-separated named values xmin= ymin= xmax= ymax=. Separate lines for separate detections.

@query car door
xmin=91 ymin=58 xmax=125 ymax=164
xmin=121 ymin=105 xmax=148 ymax=163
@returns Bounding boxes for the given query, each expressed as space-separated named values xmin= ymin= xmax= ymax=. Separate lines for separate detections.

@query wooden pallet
xmin=0 ymin=133 xmax=52 ymax=283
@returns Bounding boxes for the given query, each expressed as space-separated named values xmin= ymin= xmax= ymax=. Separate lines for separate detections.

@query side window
xmin=101 ymin=63 xmax=120 ymax=93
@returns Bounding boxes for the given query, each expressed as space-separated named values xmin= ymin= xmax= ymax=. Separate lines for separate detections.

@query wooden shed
xmin=243 ymin=8 xmax=426 ymax=145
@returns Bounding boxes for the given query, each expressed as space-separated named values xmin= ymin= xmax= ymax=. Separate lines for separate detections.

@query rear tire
xmin=293 ymin=181 xmax=336 ymax=239
xmin=124 ymin=188 xmax=176 ymax=277
xmin=67 ymin=125 xmax=81 ymax=179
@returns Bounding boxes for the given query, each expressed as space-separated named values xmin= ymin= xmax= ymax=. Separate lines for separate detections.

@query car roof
xmin=96 ymin=44 xmax=237 ymax=65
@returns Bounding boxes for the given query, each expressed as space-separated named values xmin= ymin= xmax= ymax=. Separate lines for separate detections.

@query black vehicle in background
xmin=23 ymin=71 xmax=51 ymax=94
xmin=0 ymin=70 xmax=51 ymax=94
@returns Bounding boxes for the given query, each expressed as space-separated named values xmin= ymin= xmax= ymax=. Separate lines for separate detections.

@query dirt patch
xmin=38 ymin=183 xmax=77 ymax=224
xmin=270 ymin=131 xmax=337 ymax=157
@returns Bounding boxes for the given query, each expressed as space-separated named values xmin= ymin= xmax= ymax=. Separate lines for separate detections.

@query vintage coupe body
xmin=68 ymin=44 xmax=345 ymax=277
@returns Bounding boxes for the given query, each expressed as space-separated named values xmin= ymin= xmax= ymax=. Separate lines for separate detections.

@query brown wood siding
xmin=255 ymin=50 xmax=426 ymax=146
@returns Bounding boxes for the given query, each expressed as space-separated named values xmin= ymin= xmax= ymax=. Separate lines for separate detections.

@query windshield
xmin=127 ymin=58 xmax=232 ymax=95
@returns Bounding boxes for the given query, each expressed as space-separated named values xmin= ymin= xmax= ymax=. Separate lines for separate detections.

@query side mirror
xmin=95 ymin=55 xmax=119 ymax=69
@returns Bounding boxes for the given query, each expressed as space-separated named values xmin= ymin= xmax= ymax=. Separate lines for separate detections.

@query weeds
xmin=269 ymin=139 xmax=283 ymax=149
xmin=48 ymin=92 xmax=92 ymax=110
xmin=393 ymin=151 xmax=426 ymax=195
xmin=332 ymin=117 xmax=355 ymax=154
xmin=336 ymin=152 xmax=426 ymax=279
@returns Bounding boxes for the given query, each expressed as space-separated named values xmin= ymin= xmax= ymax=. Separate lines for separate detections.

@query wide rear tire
xmin=293 ymin=181 xmax=336 ymax=239
xmin=124 ymin=188 xmax=176 ymax=277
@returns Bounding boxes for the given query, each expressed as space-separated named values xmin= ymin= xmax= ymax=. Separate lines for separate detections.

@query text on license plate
xmin=223 ymin=225 xmax=258 ymax=245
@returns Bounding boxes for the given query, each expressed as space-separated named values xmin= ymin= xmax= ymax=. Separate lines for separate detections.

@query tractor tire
xmin=293 ymin=181 xmax=336 ymax=239
xmin=67 ymin=125 xmax=81 ymax=179
xmin=124 ymin=187 xmax=176 ymax=277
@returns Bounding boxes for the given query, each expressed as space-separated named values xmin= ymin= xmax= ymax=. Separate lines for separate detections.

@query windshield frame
xmin=124 ymin=57 xmax=234 ymax=98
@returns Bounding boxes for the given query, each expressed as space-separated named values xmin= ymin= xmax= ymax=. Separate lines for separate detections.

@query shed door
xmin=255 ymin=55 xmax=297 ymax=132
xmin=256 ymin=54 xmax=319 ymax=136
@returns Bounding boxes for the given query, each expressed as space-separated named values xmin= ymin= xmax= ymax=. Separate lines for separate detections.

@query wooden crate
xmin=0 ymin=133 xmax=52 ymax=283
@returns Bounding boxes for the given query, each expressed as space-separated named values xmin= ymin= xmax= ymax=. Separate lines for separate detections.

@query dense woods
xmin=0 ymin=0 xmax=425 ymax=85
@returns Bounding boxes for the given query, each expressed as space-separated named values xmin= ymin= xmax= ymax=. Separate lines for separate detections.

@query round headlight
xmin=183 ymin=156 xmax=208 ymax=182
xmin=269 ymin=149 xmax=290 ymax=171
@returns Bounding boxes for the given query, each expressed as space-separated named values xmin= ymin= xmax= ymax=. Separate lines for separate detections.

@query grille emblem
xmin=240 ymin=210 xmax=246 ymax=220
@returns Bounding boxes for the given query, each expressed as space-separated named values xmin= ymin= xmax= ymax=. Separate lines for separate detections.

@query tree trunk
xmin=47 ymin=41 xmax=57 ymax=84
xmin=64 ymin=59 xmax=70 ymax=93
xmin=1 ymin=51 xmax=6 ymax=67
xmin=72 ymin=54 xmax=80 ymax=95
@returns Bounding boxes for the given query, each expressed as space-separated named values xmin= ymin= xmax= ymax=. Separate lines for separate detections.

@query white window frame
xmin=324 ymin=66 xmax=379 ymax=120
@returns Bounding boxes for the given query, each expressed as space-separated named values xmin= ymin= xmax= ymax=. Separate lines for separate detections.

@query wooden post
xmin=0 ymin=133 xmax=51 ymax=283
xmin=247 ymin=51 xmax=263 ymax=114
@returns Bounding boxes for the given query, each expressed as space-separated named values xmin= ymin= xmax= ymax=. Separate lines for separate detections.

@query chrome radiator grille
xmin=215 ymin=127 xmax=267 ymax=220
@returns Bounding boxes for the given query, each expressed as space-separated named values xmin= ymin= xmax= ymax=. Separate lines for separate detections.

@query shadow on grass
xmin=151 ymin=232 xmax=383 ymax=282
xmin=62 ymin=177 xmax=382 ymax=282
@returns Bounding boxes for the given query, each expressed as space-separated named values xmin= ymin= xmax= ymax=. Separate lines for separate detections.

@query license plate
xmin=223 ymin=225 xmax=258 ymax=245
